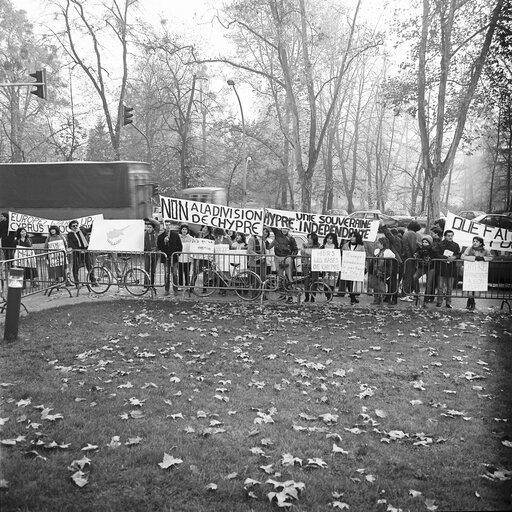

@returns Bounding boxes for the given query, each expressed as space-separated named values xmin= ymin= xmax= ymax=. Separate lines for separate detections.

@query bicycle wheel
xmin=311 ymin=281 xmax=333 ymax=303
xmin=234 ymin=271 xmax=262 ymax=301
xmin=262 ymin=275 xmax=287 ymax=301
xmin=88 ymin=266 xmax=111 ymax=294
xmin=191 ymin=269 xmax=217 ymax=297
xmin=124 ymin=267 xmax=150 ymax=296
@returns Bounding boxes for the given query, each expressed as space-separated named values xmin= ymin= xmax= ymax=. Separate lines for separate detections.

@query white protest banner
xmin=445 ymin=212 xmax=512 ymax=252
xmin=47 ymin=239 xmax=66 ymax=267
xmin=8 ymin=212 xmax=103 ymax=235
xmin=189 ymin=237 xmax=215 ymax=258
xmin=339 ymin=250 xmax=366 ymax=282
xmin=462 ymin=261 xmax=489 ymax=292
xmin=311 ymin=248 xmax=342 ymax=272
xmin=265 ymin=208 xmax=379 ymax=242
xmin=13 ymin=246 xmax=36 ymax=268
xmin=88 ymin=219 xmax=144 ymax=252
xmin=160 ymin=196 xmax=263 ymax=236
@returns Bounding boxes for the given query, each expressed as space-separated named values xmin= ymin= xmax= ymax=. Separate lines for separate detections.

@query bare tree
xmin=50 ymin=0 xmax=136 ymax=159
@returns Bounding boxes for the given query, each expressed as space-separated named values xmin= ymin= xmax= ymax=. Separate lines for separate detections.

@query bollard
xmin=3 ymin=267 xmax=24 ymax=342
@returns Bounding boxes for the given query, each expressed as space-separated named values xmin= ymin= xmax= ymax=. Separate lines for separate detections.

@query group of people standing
xmin=380 ymin=219 xmax=493 ymax=310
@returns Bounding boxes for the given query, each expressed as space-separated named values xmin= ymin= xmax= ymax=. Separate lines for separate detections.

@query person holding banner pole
xmin=269 ymin=226 xmax=298 ymax=286
xmin=461 ymin=236 xmax=492 ymax=310
xmin=157 ymin=220 xmax=183 ymax=297
xmin=45 ymin=225 xmax=68 ymax=284
xmin=67 ymin=220 xmax=96 ymax=286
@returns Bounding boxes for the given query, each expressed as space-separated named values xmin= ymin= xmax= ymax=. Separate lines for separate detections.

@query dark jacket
xmin=157 ymin=230 xmax=183 ymax=265
xmin=434 ymin=239 xmax=460 ymax=278
xmin=270 ymin=228 xmax=298 ymax=257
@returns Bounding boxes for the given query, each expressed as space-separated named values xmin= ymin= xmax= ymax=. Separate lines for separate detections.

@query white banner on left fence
xmin=88 ymin=219 xmax=144 ymax=252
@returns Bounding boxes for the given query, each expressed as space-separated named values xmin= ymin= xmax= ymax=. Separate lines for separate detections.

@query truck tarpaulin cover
xmin=0 ymin=162 xmax=130 ymax=208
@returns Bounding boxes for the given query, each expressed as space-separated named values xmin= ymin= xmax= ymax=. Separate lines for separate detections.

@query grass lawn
xmin=1 ymin=300 xmax=512 ymax=511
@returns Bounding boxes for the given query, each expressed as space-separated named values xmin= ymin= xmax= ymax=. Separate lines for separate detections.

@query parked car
xmin=473 ymin=214 xmax=512 ymax=230
xmin=326 ymin=208 xmax=349 ymax=216
xmin=458 ymin=210 xmax=486 ymax=220
xmin=348 ymin=210 xmax=399 ymax=227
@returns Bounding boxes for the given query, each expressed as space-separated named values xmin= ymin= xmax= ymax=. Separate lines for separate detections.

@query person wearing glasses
xmin=67 ymin=220 xmax=96 ymax=285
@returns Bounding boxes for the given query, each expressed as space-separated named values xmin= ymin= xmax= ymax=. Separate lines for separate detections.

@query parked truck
xmin=0 ymin=161 xmax=153 ymax=239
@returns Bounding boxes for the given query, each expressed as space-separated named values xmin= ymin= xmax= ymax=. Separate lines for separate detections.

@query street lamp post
xmin=227 ymin=79 xmax=247 ymax=208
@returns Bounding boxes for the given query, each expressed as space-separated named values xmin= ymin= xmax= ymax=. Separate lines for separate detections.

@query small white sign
xmin=462 ymin=261 xmax=489 ymax=292
xmin=339 ymin=250 xmax=366 ymax=282
xmin=311 ymin=249 xmax=341 ymax=272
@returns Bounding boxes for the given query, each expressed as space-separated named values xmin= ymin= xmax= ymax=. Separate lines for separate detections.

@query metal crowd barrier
xmin=0 ymin=248 xmax=71 ymax=309
xmin=402 ymin=257 xmax=512 ymax=310
xmin=2 ymin=249 xmax=511 ymax=311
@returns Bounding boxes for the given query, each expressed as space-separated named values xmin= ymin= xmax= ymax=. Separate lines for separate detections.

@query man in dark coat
xmin=434 ymin=229 xmax=460 ymax=308
xmin=67 ymin=220 xmax=95 ymax=284
xmin=0 ymin=212 xmax=16 ymax=260
xmin=157 ymin=220 xmax=183 ymax=296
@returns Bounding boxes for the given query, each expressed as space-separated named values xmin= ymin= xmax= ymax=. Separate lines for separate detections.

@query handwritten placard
xmin=339 ymin=250 xmax=366 ymax=282
xmin=311 ymin=249 xmax=342 ymax=272
xmin=462 ymin=261 xmax=489 ymax=292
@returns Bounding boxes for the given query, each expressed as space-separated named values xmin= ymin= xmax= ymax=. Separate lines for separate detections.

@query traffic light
xmin=152 ymin=184 xmax=160 ymax=196
xmin=29 ymin=68 xmax=47 ymax=100
xmin=123 ymin=105 xmax=134 ymax=126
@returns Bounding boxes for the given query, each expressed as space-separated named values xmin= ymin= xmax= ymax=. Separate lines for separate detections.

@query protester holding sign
xmin=435 ymin=230 xmax=460 ymax=309
xmin=157 ymin=220 xmax=183 ymax=297
xmin=14 ymin=227 xmax=38 ymax=287
xmin=341 ymin=231 xmax=366 ymax=305
xmin=45 ymin=225 xmax=68 ymax=284
xmin=461 ymin=236 xmax=493 ymax=310
xmin=178 ymin=224 xmax=194 ymax=290
xmin=320 ymin=233 xmax=340 ymax=290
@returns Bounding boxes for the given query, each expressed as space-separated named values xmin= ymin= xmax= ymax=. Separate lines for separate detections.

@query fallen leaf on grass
xmin=0 ymin=479 xmax=8 ymax=489
xmin=81 ymin=444 xmax=99 ymax=452
xmin=205 ymin=483 xmax=217 ymax=491
xmin=408 ymin=489 xmax=422 ymax=498
xmin=332 ymin=501 xmax=350 ymax=509
xmin=306 ymin=458 xmax=328 ymax=469
xmin=332 ymin=443 xmax=349 ymax=455
xmin=68 ymin=456 xmax=91 ymax=471
xmin=71 ymin=470 xmax=89 ymax=487
xmin=281 ymin=453 xmax=302 ymax=466
xmin=125 ymin=437 xmax=142 ymax=446
xmin=424 ymin=499 xmax=438 ymax=511
xmin=107 ymin=436 xmax=121 ymax=449
xmin=158 ymin=453 xmax=183 ymax=469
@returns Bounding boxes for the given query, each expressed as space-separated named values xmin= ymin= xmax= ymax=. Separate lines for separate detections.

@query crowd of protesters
xmin=0 ymin=213 xmax=500 ymax=311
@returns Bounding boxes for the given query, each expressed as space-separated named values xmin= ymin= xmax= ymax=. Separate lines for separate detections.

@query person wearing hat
xmin=144 ymin=218 xmax=161 ymax=290
xmin=413 ymin=234 xmax=435 ymax=307
xmin=461 ymin=236 xmax=492 ymax=310
xmin=67 ymin=220 xmax=96 ymax=285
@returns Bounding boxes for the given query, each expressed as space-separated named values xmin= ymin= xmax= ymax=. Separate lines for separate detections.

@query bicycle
xmin=190 ymin=258 xmax=262 ymax=301
xmin=87 ymin=253 xmax=151 ymax=296
xmin=262 ymin=259 xmax=333 ymax=303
